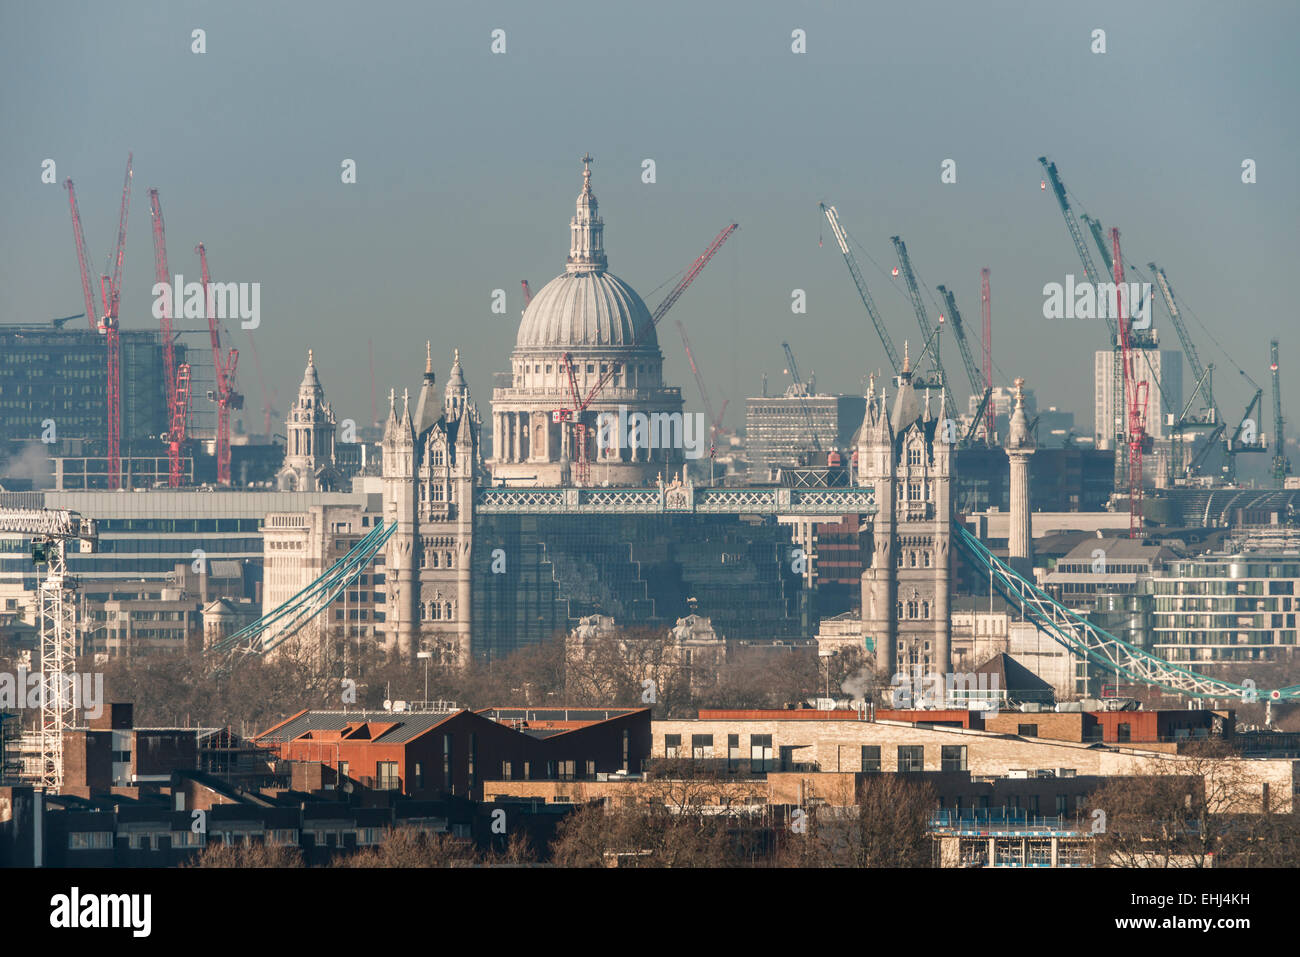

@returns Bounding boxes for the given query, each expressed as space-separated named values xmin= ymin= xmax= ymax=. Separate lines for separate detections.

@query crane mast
xmin=936 ymin=283 xmax=991 ymax=443
xmin=63 ymin=180 xmax=101 ymax=333
xmin=1112 ymin=229 xmax=1149 ymax=538
xmin=102 ymin=154 xmax=132 ymax=491
xmin=149 ymin=189 xmax=188 ymax=487
xmin=1149 ymin=263 xmax=1218 ymax=479
xmin=197 ymin=243 xmax=242 ymax=485
xmin=1039 ymin=158 xmax=1127 ymax=490
xmin=890 ymin=236 xmax=955 ymax=414
xmin=981 ymin=269 xmax=994 ymax=442
xmin=1271 ymin=340 xmax=1290 ymax=488
xmin=818 ymin=204 xmax=902 ymax=373
xmin=676 ymin=320 xmax=728 ymax=440
xmin=0 ymin=508 xmax=98 ymax=790
xmin=781 ymin=342 xmax=822 ymax=455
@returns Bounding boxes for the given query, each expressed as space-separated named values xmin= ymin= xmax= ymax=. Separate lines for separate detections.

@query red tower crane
xmin=555 ymin=223 xmax=738 ymax=485
xmin=148 ymin=188 xmax=189 ymax=487
xmin=981 ymin=268 xmax=994 ymax=442
xmin=675 ymin=319 xmax=729 ymax=440
xmin=101 ymin=154 xmax=133 ymax=490
xmin=1111 ymin=228 xmax=1150 ymax=538
xmin=63 ymin=180 xmax=101 ymax=334
xmin=196 ymin=243 xmax=242 ymax=485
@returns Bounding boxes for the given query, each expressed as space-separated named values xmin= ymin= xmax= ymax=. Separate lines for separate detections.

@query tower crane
xmin=981 ymin=268 xmax=994 ymax=442
xmin=101 ymin=154 xmax=133 ymax=491
xmin=1039 ymin=157 xmax=1125 ymax=488
xmin=196 ymin=243 xmax=243 ymax=485
xmin=818 ymin=204 xmax=902 ymax=373
xmin=63 ymin=155 xmax=132 ymax=489
xmin=63 ymin=180 xmax=100 ymax=334
xmin=781 ymin=342 xmax=822 ymax=456
xmin=1149 ymin=263 xmax=1265 ymax=483
xmin=149 ymin=189 xmax=192 ymax=487
xmin=521 ymin=279 xmax=533 ymax=308
xmin=1271 ymin=340 xmax=1290 ymax=488
xmin=890 ymin=236 xmax=955 ymax=413
xmin=0 ymin=508 xmax=97 ymax=790
xmin=556 ymin=223 xmax=738 ymax=485
xmin=1112 ymin=228 xmax=1151 ymax=538
xmin=676 ymin=320 xmax=729 ymax=441
xmin=935 ymin=283 xmax=991 ymax=443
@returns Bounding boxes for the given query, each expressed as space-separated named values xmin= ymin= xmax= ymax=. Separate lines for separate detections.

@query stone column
xmin=1009 ymin=450 xmax=1033 ymax=566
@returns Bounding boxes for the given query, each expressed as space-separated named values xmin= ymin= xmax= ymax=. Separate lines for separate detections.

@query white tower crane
xmin=0 ymin=507 xmax=97 ymax=789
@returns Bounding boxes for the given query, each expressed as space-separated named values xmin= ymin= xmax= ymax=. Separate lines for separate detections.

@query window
xmin=443 ymin=734 xmax=454 ymax=790
xmin=1116 ymin=723 xmax=1131 ymax=743
xmin=940 ymin=745 xmax=967 ymax=771
xmin=338 ymin=761 xmax=349 ymax=781
xmin=501 ymin=760 xmax=513 ymax=781
xmin=665 ymin=733 xmax=682 ymax=758
xmin=1059 ymin=768 xmax=1076 ymax=778
xmin=413 ymin=762 xmax=423 ymax=789
xmin=750 ymin=734 xmax=774 ymax=773
xmin=860 ymin=746 xmax=881 ymax=772
xmin=1017 ymin=724 xmax=1039 ymax=737
xmin=1056 ymin=794 xmax=1068 ymax=814
xmin=691 ymin=734 xmax=713 ymax=759
xmin=727 ymin=734 xmax=740 ymax=772
xmin=376 ymin=761 xmax=399 ymax=790
xmin=908 ymin=445 xmax=921 ymax=466
xmin=468 ymin=733 xmax=477 ymax=789
xmin=898 ymin=746 xmax=924 ymax=772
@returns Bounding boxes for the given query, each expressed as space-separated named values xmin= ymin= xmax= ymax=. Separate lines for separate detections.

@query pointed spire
xmin=308 ymin=348 xmax=314 ymax=367
xmin=566 ymin=153 xmax=607 ymax=275
xmin=425 ymin=341 xmax=432 ymax=375
xmin=383 ymin=388 xmax=397 ymax=441
xmin=902 ymin=341 xmax=910 ymax=375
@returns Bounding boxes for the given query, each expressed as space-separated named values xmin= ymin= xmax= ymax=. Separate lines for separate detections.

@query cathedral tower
xmin=277 ymin=350 xmax=341 ymax=491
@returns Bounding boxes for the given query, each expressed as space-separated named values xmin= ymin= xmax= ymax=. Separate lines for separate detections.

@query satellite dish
xmin=382 ymin=699 xmax=392 ymax=711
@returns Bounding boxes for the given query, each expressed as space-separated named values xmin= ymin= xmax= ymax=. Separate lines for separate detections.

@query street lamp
xmin=417 ymin=651 xmax=432 ymax=705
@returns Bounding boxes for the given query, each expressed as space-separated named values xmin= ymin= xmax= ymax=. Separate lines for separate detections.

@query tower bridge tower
xmin=858 ymin=348 xmax=953 ymax=682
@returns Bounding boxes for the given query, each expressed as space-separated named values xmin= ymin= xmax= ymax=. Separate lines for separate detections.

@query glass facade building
xmin=471 ymin=513 xmax=807 ymax=660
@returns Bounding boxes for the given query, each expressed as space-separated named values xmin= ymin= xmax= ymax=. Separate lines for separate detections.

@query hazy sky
xmin=2 ymin=0 xmax=1296 ymax=440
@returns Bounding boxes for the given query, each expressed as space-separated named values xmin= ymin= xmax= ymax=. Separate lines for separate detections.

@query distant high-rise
xmin=0 ymin=324 xmax=177 ymax=453
xmin=1093 ymin=342 xmax=1182 ymax=446
xmin=745 ymin=388 xmax=866 ymax=477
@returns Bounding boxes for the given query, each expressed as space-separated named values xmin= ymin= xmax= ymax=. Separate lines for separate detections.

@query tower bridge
xmin=474 ymin=484 xmax=877 ymax=516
